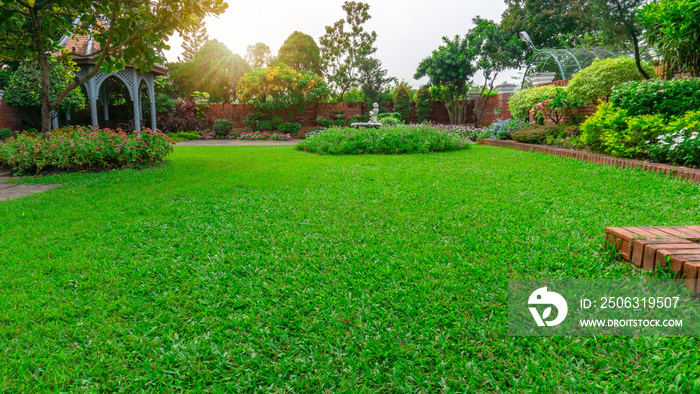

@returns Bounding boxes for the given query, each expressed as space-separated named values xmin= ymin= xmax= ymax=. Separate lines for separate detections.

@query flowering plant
xmin=0 ymin=126 xmax=173 ymax=174
xmin=647 ymin=128 xmax=700 ymax=167
xmin=483 ymin=119 xmax=530 ymax=140
xmin=238 ymin=131 xmax=292 ymax=141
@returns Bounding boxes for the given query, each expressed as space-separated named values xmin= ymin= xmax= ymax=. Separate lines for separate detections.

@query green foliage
xmin=0 ymin=65 xmax=14 ymax=90
xmin=0 ymin=126 xmax=172 ymax=174
xmin=256 ymin=121 xmax=275 ymax=131
xmin=0 ymin=128 xmax=14 ymax=140
xmin=567 ymin=57 xmax=653 ymax=103
xmin=639 ymin=0 xmax=700 ymax=77
xmin=378 ymin=113 xmax=401 ymax=122
xmin=648 ymin=111 xmax=700 ymax=166
xmin=508 ymin=85 xmax=558 ymax=121
xmin=511 ymin=124 xmax=567 ymax=144
xmin=356 ymin=56 xmax=395 ymax=104
xmin=212 ymin=119 xmax=233 ymax=136
xmin=334 ymin=119 xmax=346 ymax=127
xmin=532 ymin=87 xmax=583 ymax=125
xmin=238 ymin=64 xmax=329 ymax=112
xmin=319 ymin=1 xmax=379 ymax=101
xmin=277 ymin=122 xmax=301 ymax=135
xmin=580 ymin=102 xmax=629 ymax=152
xmin=610 ymin=78 xmax=700 ymax=119
xmin=275 ymin=31 xmax=322 ymax=76
xmin=394 ymin=84 xmax=411 ymax=123
xmin=415 ymin=35 xmax=476 ymax=124
xmin=484 ymin=119 xmax=531 ymax=140
xmin=0 ymin=0 xmax=227 ymax=132
xmin=244 ymin=112 xmax=270 ymax=129
xmin=296 ymin=124 xmax=470 ymax=154
xmin=4 ymin=61 xmax=85 ymax=111
xmin=167 ymin=131 xmax=200 ymax=142
xmin=416 ymin=86 xmax=432 ymax=123
xmin=602 ymin=114 xmax=665 ymax=158
xmin=169 ymin=40 xmax=251 ymax=103
xmin=180 ymin=20 xmax=209 ymax=62
xmin=245 ymin=42 xmax=272 ymax=68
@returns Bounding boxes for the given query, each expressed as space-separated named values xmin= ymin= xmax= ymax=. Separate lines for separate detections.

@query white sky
xmin=163 ymin=0 xmax=523 ymax=89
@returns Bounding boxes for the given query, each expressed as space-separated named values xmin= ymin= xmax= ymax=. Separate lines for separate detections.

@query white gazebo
xmin=58 ymin=31 xmax=167 ymax=131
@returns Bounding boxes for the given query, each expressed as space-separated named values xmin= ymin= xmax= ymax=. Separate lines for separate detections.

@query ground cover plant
xmin=296 ymin=124 xmax=469 ymax=154
xmin=1 ymin=145 xmax=699 ymax=391
xmin=238 ymin=131 xmax=292 ymax=141
xmin=0 ymin=126 xmax=173 ymax=174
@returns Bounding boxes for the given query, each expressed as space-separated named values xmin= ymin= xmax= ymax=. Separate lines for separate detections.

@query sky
xmin=163 ymin=0 xmax=523 ymax=89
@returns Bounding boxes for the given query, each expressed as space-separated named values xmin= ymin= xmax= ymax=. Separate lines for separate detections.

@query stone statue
xmin=369 ymin=103 xmax=379 ymax=123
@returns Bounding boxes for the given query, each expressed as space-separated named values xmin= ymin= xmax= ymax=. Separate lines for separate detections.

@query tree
xmin=319 ymin=1 xmax=378 ymax=101
xmin=415 ymin=35 xmax=476 ymax=124
xmin=0 ymin=0 xmax=227 ymax=134
xmin=465 ymin=17 xmax=523 ymax=126
xmin=275 ymin=31 xmax=322 ymax=76
xmin=238 ymin=64 xmax=330 ymax=114
xmin=394 ymin=83 xmax=411 ymax=123
xmin=590 ymin=0 xmax=651 ymax=79
xmin=169 ymin=40 xmax=251 ymax=103
xmin=500 ymin=0 xmax=597 ymax=49
xmin=415 ymin=86 xmax=432 ymax=122
xmin=639 ymin=0 xmax=700 ymax=77
xmin=356 ymin=56 xmax=395 ymax=104
xmin=180 ymin=20 xmax=209 ymax=62
xmin=245 ymin=42 xmax=272 ymax=69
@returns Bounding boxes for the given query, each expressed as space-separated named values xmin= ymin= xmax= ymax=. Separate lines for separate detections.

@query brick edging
xmin=478 ymin=139 xmax=700 ymax=185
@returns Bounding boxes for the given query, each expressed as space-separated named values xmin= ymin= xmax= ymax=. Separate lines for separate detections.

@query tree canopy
xmin=245 ymin=42 xmax=272 ymax=69
xmin=170 ymin=40 xmax=250 ymax=103
xmin=0 ymin=0 xmax=227 ymax=132
xmin=275 ymin=31 xmax=322 ymax=76
xmin=319 ymin=1 xmax=378 ymax=102
xmin=180 ymin=20 xmax=209 ymax=62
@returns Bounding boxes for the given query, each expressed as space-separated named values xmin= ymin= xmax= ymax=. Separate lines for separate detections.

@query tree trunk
xmin=631 ymin=31 xmax=650 ymax=80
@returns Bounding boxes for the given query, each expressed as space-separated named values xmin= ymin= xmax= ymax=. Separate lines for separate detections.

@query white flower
xmin=670 ymin=144 xmax=677 ymax=150
xmin=673 ymin=137 xmax=685 ymax=143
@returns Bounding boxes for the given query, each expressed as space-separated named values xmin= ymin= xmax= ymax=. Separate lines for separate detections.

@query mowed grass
xmin=1 ymin=144 xmax=700 ymax=392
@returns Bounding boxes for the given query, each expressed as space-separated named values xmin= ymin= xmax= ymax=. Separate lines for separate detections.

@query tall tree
xmin=319 ymin=1 xmax=378 ymax=102
xmin=0 ymin=0 xmax=227 ymax=133
xmin=180 ymin=20 xmax=209 ymax=62
xmin=356 ymin=56 xmax=395 ymax=104
xmin=169 ymin=40 xmax=251 ymax=103
xmin=501 ymin=0 xmax=597 ymax=49
xmin=415 ymin=35 xmax=476 ymax=124
xmin=590 ymin=0 xmax=650 ymax=79
xmin=245 ymin=42 xmax=271 ymax=69
xmin=465 ymin=17 xmax=523 ymax=126
xmin=274 ymin=31 xmax=322 ymax=76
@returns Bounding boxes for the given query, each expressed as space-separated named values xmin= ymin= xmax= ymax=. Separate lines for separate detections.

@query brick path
xmin=0 ymin=170 xmax=59 ymax=202
xmin=605 ymin=226 xmax=700 ymax=293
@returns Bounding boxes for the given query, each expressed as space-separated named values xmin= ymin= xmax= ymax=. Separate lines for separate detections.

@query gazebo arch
xmin=58 ymin=29 xmax=166 ymax=131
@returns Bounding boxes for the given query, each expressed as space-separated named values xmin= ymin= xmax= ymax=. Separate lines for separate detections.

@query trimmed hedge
xmin=508 ymin=85 xmax=558 ymax=121
xmin=610 ymin=77 xmax=700 ymax=119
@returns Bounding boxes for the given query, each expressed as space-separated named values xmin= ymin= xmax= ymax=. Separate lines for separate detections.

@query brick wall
xmin=0 ymin=99 xmax=22 ymax=131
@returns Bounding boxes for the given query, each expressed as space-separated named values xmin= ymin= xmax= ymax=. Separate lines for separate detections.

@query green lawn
xmin=1 ymin=145 xmax=699 ymax=392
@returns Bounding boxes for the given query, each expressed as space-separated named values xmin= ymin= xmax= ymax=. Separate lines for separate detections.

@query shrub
xmin=157 ymin=99 xmax=213 ymax=133
xmin=579 ymin=102 xmax=628 ymax=152
xmin=256 ymin=120 xmax=275 ymax=131
xmin=168 ymin=131 xmax=200 ymax=142
xmin=512 ymin=124 xmax=565 ymax=144
xmin=350 ymin=114 xmax=366 ymax=123
xmin=508 ymin=85 xmax=558 ymax=121
xmin=0 ymin=126 xmax=173 ymax=174
xmin=238 ymin=131 xmax=291 ymax=141
xmin=484 ymin=119 xmax=530 ymax=140
xmin=0 ymin=128 xmax=13 ymax=141
xmin=610 ymin=78 xmax=700 ymax=119
xmin=245 ymin=112 xmax=270 ymax=129
xmin=567 ymin=57 xmax=654 ymax=103
xmin=334 ymin=119 xmax=346 ymax=127
xmin=531 ymin=87 xmax=583 ymax=125
xmin=648 ymin=129 xmax=700 ymax=167
xmin=602 ymin=114 xmax=665 ymax=158
xmin=394 ymin=84 xmax=411 ymax=123
xmin=378 ymin=113 xmax=401 ymax=122
xmin=296 ymin=124 xmax=470 ymax=155
xmin=416 ymin=86 xmax=432 ymax=122
xmin=319 ymin=119 xmax=334 ymax=128
xmin=212 ymin=119 xmax=233 ymax=137
xmin=277 ymin=122 xmax=301 ymax=136
xmin=380 ymin=117 xmax=401 ymax=126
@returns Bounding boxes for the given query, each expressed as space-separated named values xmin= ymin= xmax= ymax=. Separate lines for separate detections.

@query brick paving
xmin=0 ymin=170 xmax=59 ymax=202
xmin=605 ymin=226 xmax=700 ymax=293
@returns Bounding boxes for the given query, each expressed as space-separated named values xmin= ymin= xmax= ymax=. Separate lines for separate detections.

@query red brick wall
xmin=0 ymin=99 xmax=22 ymax=131
xmin=204 ymin=102 xmax=368 ymax=128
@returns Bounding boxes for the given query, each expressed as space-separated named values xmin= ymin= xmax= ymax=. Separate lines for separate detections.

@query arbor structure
xmin=319 ymin=1 xmax=378 ymax=102
xmin=415 ymin=35 xmax=476 ymax=124
xmin=180 ymin=20 xmax=209 ymax=62
xmin=0 ymin=0 xmax=227 ymax=133
xmin=275 ymin=32 xmax=322 ymax=76
xmin=245 ymin=42 xmax=272 ymax=69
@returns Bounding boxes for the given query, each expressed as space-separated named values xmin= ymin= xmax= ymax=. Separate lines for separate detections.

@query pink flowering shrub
xmin=238 ymin=131 xmax=291 ymax=141
xmin=0 ymin=125 xmax=173 ymax=174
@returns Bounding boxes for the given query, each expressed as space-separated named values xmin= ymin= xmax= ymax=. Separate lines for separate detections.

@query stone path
xmin=176 ymin=139 xmax=298 ymax=146
xmin=0 ymin=170 xmax=59 ymax=202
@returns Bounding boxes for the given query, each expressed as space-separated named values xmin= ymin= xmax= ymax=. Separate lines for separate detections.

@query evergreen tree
xmin=181 ymin=21 xmax=209 ymax=62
